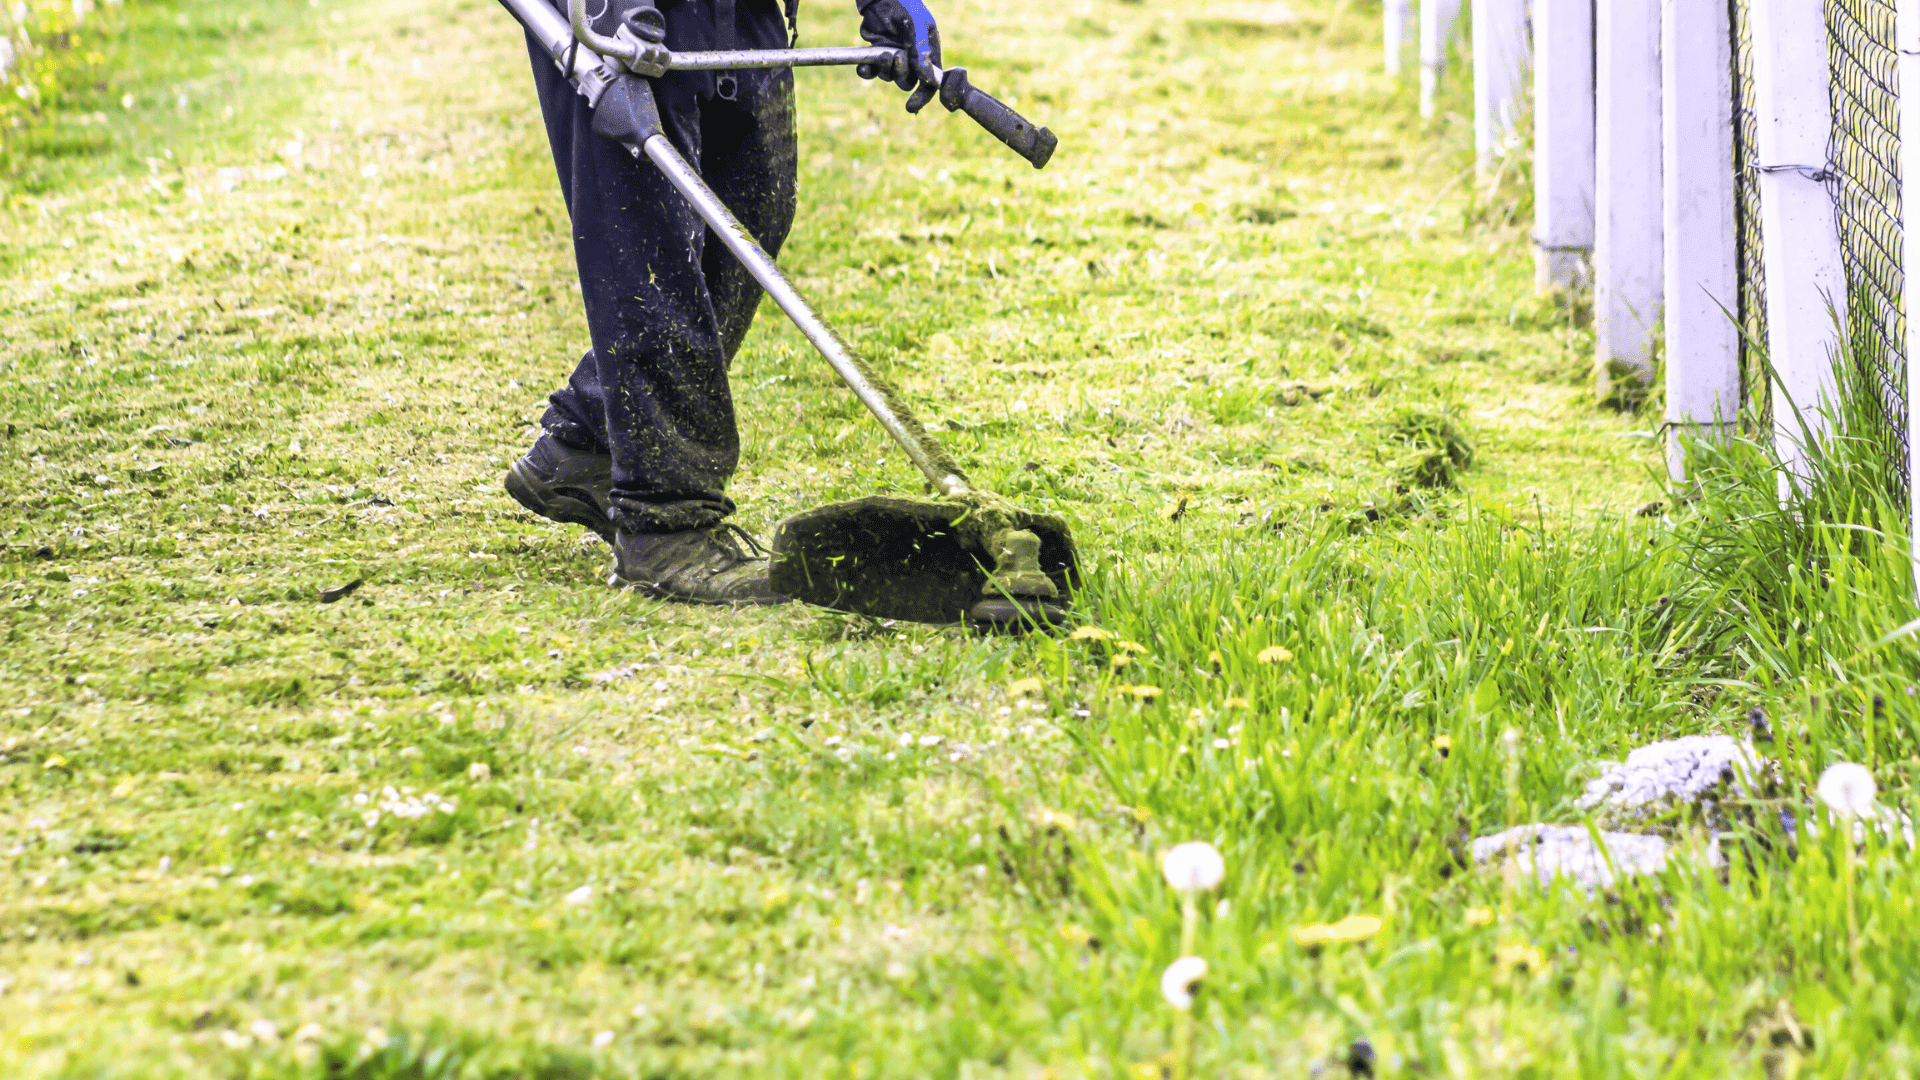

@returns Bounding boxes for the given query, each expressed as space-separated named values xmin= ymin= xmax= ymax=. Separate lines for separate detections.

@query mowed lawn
xmin=8 ymin=0 xmax=1919 ymax=1076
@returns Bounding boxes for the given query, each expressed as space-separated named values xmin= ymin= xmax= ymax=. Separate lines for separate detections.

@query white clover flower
xmin=1160 ymin=956 xmax=1208 ymax=1009
xmin=592 ymin=1031 xmax=614 ymax=1049
xmin=249 ymin=1019 xmax=279 ymax=1042
xmin=1161 ymin=841 xmax=1225 ymax=892
xmin=1818 ymin=763 xmax=1878 ymax=818
xmin=294 ymin=1022 xmax=325 ymax=1043
xmin=564 ymin=885 xmax=593 ymax=905
xmin=467 ymin=762 xmax=492 ymax=782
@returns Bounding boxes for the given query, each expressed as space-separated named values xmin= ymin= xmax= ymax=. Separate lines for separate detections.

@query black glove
xmin=856 ymin=0 xmax=941 ymax=99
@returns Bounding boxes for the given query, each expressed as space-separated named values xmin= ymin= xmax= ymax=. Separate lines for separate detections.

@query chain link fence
xmin=1731 ymin=0 xmax=1907 ymax=483
xmin=1826 ymin=0 xmax=1906 ymax=484
xmin=1731 ymin=0 xmax=1771 ymax=430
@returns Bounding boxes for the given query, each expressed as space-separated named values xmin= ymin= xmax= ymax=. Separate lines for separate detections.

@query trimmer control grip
xmin=937 ymin=67 xmax=1057 ymax=169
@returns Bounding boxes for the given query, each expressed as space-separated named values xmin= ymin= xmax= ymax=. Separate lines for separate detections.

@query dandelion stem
xmin=1844 ymin=834 xmax=1862 ymax=982
xmin=1501 ymin=727 xmax=1521 ymax=916
xmin=1173 ymin=891 xmax=1198 ymax=1080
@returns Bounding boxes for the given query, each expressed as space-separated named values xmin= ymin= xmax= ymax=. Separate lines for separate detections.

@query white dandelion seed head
xmin=1160 ymin=955 xmax=1208 ymax=1010
xmin=1818 ymin=762 xmax=1878 ymax=818
xmin=1161 ymin=841 xmax=1225 ymax=892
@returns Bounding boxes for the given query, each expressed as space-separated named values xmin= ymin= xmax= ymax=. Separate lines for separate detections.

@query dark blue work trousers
xmin=523 ymin=0 xmax=798 ymax=533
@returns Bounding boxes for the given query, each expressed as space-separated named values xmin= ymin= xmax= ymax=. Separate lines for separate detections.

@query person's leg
xmin=520 ymin=0 xmax=738 ymax=535
xmin=699 ymin=1 xmax=800 ymax=363
xmin=538 ymin=350 xmax=607 ymax=453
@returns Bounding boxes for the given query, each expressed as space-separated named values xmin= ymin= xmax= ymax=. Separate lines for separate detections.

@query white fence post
xmin=1386 ymin=0 xmax=1414 ymax=77
xmin=1594 ymin=0 xmax=1663 ymax=396
xmin=1751 ymin=0 xmax=1846 ymax=473
xmin=1420 ymin=0 xmax=1462 ymax=119
xmin=1533 ymin=0 xmax=1595 ymax=293
xmin=1473 ymin=0 xmax=1530 ymax=175
xmin=1899 ymin=0 xmax=1920 ymax=580
xmin=1661 ymin=0 xmax=1740 ymax=480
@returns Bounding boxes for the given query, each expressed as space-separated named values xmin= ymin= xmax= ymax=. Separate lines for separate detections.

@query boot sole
xmin=609 ymin=571 xmax=793 ymax=606
xmin=505 ymin=461 xmax=616 ymax=543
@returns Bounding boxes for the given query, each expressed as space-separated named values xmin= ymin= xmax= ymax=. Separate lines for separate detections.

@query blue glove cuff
xmin=897 ymin=0 xmax=938 ymax=76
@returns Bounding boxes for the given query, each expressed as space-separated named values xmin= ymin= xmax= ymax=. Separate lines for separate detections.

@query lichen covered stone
xmin=1575 ymin=735 xmax=1768 ymax=812
xmin=1471 ymin=825 xmax=1678 ymax=889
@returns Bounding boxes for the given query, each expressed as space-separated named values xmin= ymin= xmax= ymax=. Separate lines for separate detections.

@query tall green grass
xmin=960 ymin=350 xmax=1920 ymax=1073
xmin=1674 ymin=347 xmax=1920 ymax=769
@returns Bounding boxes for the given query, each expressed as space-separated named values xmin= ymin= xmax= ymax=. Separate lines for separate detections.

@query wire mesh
xmin=1730 ymin=0 xmax=1770 ymax=430
xmin=1826 ymin=0 xmax=1906 ymax=484
xmin=1731 ymin=0 xmax=1907 ymax=477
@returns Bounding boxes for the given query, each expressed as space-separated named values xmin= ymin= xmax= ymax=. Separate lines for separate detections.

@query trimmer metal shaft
xmin=502 ymin=0 xmax=976 ymax=500
xmin=639 ymin=138 xmax=974 ymax=501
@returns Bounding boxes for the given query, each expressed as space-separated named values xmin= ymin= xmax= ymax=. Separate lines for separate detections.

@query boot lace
xmin=707 ymin=523 xmax=770 ymax=567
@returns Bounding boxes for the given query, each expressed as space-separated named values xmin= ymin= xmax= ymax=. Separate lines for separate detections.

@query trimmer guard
xmin=770 ymin=495 xmax=1080 ymax=625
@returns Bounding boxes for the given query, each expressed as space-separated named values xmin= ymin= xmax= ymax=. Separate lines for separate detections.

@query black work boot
xmin=504 ymin=434 xmax=615 ymax=543
xmin=611 ymin=525 xmax=791 ymax=606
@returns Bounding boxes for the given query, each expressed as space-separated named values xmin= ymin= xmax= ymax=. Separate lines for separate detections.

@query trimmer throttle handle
xmin=937 ymin=67 xmax=1056 ymax=169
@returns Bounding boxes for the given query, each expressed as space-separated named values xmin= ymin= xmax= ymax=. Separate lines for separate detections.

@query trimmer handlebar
xmin=934 ymin=66 xmax=1055 ymax=170
xmin=544 ymin=0 xmax=1056 ymax=170
xmin=660 ymin=48 xmax=1055 ymax=169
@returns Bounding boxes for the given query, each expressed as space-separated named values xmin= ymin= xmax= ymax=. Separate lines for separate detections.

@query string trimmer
xmin=499 ymin=0 xmax=1079 ymax=630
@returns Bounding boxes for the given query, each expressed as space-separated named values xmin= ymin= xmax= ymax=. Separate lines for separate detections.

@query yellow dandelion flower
xmin=1126 ymin=805 xmax=1153 ymax=823
xmin=1257 ymin=645 xmax=1294 ymax=664
xmin=1224 ymin=697 xmax=1251 ymax=709
xmin=1058 ymin=922 xmax=1096 ymax=947
xmin=1495 ymin=941 xmax=1548 ymax=975
xmin=1007 ymin=677 xmax=1044 ymax=697
xmin=42 ymin=755 xmax=68 ymax=771
xmin=1465 ymin=906 xmax=1494 ymax=927
xmin=1291 ymin=914 xmax=1383 ymax=946
xmin=1207 ymin=650 xmax=1224 ymax=671
xmin=1069 ymin=626 xmax=1114 ymax=642
xmin=1117 ymin=640 xmax=1150 ymax=655
xmin=1433 ymin=733 xmax=1452 ymax=757
xmin=1126 ymin=685 xmax=1163 ymax=700
xmin=1110 ymin=653 xmax=1133 ymax=670
xmin=1034 ymin=808 xmax=1079 ymax=831
xmin=110 ymin=776 xmax=136 ymax=798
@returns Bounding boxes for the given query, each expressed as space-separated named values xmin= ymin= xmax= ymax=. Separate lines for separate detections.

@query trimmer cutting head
xmin=770 ymin=495 xmax=1079 ymax=629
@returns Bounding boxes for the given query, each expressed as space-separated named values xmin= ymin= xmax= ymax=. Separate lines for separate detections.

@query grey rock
xmin=1471 ymin=825 xmax=1680 ymax=889
xmin=1575 ymin=735 xmax=1768 ymax=812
